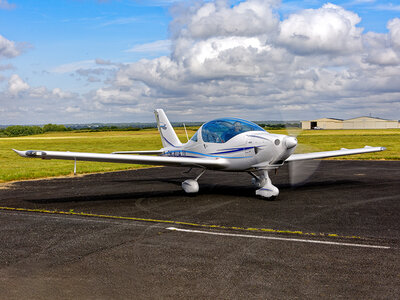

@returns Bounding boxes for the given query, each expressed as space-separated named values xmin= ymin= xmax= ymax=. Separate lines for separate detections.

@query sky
xmin=1 ymin=0 xmax=400 ymax=124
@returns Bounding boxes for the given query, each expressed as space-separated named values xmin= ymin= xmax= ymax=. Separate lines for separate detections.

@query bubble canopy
xmin=198 ymin=118 xmax=266 ymax=143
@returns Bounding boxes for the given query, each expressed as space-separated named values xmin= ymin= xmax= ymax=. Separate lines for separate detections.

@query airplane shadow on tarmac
xmin=26 ymin=176 xmax=359 ymax=204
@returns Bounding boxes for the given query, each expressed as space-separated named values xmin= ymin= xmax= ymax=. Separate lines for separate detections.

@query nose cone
xmin=285 ymin=136 xmax=298 ymax=149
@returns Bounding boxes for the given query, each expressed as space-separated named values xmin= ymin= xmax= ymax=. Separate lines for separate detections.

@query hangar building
xmin=302 ymin=116 xmax=400 ymax=130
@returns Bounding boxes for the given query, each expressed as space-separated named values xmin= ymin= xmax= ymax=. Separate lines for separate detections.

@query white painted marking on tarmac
xmin=166 ymin=227 xmax=391 ymax=250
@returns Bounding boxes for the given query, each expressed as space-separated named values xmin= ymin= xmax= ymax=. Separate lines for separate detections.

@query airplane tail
xmin=154 ymin=109 xmax=182 ymax=148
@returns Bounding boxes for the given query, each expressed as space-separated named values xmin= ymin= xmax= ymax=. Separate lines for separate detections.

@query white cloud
xmin=8 ymin=74 xmax=29 ymax=96
xmin=363 ymin=18 xmax=400 ymax=66
xmin=365 ymin=48 xmax=400 ymax=65
xmin=1 ymin=73 xmax=83 ymax=124
xmin=7 ymin=74 xmax=76 ymax=100
xmin=51 ymin=59 xmax=118 ymax=85
xmin=278 ymin=3 xmax=363 ymax=55
xmin=348 ymin=0 xmax=376 ymax=4
xmin=99 ymin=17 xmax=138 ymax=27
xmin=65 ymin=106 xmax=81 ymax=113
xmin=95 ymin=58 xmax=113 ymax=65
xmin=86 ymin=0 xmax=400 ymax=122
xmin=374 ymin=4 xmax=400 ymax=12
xmin=51 ymin=60 xmax=97 ymax=73
xmin=3 ymin=0 xmax=400 ymax=124
xmin=182 ymin=0 xmax=280 ymax=39
xmin=0 ymin=0 xmax=16 ymax=10
xmin=388 ymin=18 xmax=400 ymax=50
xmin=126 ymin=40 xmax=171 ymax=53
xmin=134 ymin=0 xmax=181 ymax=6
xmin=0 ymin=35 xmax=20 ymax=58
xmin=0 ymin=63 xmax=14 ymax=70
xmin=51 ymin=59 xmax=118 ymax=73
xmin=29 ymin=86 xmax=48 ymax=98
xmin=52 ymin=87 xmax=74 ymax=99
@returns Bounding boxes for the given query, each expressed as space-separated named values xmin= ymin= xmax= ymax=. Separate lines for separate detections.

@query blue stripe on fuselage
xmin=163 ymin=149 xmax=252 ymax=159
xmin=247 ymin=134 xmax=270 ymax=141
xmin=210 ymin=147 xmax=254 ymax=155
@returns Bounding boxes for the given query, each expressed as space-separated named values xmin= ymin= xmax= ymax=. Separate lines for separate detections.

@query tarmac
xmin=0 ymin=160 xmax=399 ymax=299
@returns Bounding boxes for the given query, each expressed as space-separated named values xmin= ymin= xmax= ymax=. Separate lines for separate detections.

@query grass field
xmin=1 ymin=128 xmax=399 ymax=182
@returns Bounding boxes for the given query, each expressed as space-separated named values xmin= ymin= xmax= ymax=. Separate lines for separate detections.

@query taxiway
xmin=0 ymin=160 xmax=399 ymax=299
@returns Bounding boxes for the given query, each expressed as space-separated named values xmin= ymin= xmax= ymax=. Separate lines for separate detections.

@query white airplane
xmin=13 ymin=109 xmax=385 ymax=199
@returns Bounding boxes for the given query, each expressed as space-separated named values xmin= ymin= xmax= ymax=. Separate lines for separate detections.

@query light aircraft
xmin=13 ymin=109 xmax=385 ymax=199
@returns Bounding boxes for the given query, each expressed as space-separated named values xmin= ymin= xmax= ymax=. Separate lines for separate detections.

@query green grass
xmin=1 ymin=128 xmax=398 ymax=182
xmin=292 ymin=129 xmax=400 ymax=160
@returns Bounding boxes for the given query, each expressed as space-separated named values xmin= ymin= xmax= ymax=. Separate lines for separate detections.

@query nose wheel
xmin=249 ymin=170 xmax=279 ymax=199
xmin=182 ymin=169 xmax=206 ymax=194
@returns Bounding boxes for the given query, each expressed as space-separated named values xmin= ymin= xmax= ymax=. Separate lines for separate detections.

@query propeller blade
xmin=285 ymin=124 xmax=303 ymax=138
xmin=288 ymin=159 xmax=321 ymax=186
xmin=276 ymin=107 xmax=322 ymax=186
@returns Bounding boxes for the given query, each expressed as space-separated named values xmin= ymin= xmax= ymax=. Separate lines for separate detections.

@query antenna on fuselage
xmin=183 ymin=123 xmax=189 ymax=142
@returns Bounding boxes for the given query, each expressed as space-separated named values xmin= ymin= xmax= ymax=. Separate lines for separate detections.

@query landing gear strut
xmin=182 ymin=169 xmax=206 ymax=194
xmin=249 ymin=169 xmax=279 ymax=199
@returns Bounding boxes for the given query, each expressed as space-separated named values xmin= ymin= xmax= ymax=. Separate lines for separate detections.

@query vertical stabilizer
xmin=154 ymin=109 xmax=182 ymax=148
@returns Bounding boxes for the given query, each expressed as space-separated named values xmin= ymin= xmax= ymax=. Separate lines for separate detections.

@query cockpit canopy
xmin=198 ymin=118 xmax=265 ymax=143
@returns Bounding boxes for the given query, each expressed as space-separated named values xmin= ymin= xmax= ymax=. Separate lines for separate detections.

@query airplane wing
xmin=285 ymin=146 xmax=386 ymax=162
xmin=12 ymin=149 xmax=229 ymax=169
xmin=112 ymin=150 xmax=164 ymax=155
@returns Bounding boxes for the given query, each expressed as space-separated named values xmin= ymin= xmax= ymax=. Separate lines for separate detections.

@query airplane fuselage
xmin=162 ymin=129 xmax=297 ymax=171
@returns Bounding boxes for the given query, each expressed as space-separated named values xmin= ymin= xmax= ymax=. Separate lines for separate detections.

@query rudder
xmin=154 ymin=109 xmax=182 ymax=148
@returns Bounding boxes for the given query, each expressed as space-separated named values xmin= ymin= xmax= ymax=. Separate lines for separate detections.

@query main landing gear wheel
xmin=250 ymin=170 xmax=279 ymax=200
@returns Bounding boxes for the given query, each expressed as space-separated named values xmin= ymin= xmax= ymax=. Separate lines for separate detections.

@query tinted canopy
xmin=201 ymin=118 xmax=265 ymax=143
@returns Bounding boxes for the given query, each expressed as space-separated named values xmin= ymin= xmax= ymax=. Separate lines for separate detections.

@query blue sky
xmin=1 ymin=0 xmax=171 ymax=91
xmin=1 ymin=0 xmax=400 ymax=124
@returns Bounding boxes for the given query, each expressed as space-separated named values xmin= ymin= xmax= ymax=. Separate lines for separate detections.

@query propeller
xmin=279 ymin=111 xmax=322 ymax=186
xmin=288 ymin=157 xmax=321 ymax=186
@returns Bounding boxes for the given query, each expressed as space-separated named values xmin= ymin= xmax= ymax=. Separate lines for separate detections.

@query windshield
xmin=201 ymin=118 xmax=265 ymax=143
xmin=190 ymin=131 xmax=198 ymax=142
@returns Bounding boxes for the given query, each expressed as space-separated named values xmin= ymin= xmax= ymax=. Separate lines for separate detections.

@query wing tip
xmin=12 ymin=149 xmax=26 ymax=157
xmin=364 ymin=145 xmax=386 ymax=152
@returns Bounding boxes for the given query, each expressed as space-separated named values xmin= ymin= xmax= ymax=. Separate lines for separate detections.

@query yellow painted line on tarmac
xmin=0 ymin=206 xmax=363 ymax=240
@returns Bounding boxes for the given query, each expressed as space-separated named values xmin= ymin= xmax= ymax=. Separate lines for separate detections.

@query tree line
xmin=0 ymin=124 xmax=145 ymax=137
xmin=0 ymin=122 xmax=300 ymax=137
xmin=0 ymin=124 xmax=69 ymax=137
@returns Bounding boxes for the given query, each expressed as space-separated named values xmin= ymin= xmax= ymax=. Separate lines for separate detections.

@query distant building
xmin=343 ymin=117 xmax=400 ymax=129
xmin=302 ymin=116 xmax=400 ymax=130
xmin=301 ymin=118 xmax=343 ymax=130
